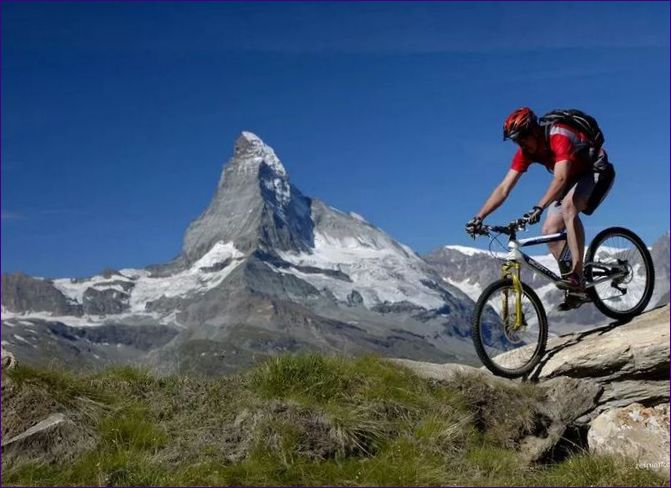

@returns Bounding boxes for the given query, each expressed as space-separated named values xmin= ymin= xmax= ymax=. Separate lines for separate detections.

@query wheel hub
xmin=503 ymin=317 xmax=525 ymax=344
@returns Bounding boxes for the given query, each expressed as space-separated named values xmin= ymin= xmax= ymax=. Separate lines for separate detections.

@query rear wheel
xmin=585 ymin=227 xmax=655 ymax=321
xmin=472 ymin=279 xmax=548 ymax=378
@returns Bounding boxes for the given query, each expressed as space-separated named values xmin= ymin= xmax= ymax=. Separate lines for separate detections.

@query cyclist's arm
xmin=536 ymin=160 xmax=571 ymax=209
xmin=476 ymin=169 xmax=522 ymax=219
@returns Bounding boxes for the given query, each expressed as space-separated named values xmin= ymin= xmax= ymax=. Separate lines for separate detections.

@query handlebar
xmin=473 ymin=218 xmax=528 ymax=238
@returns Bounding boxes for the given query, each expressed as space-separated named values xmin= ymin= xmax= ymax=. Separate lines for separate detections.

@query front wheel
xmin=585 ymin=226 xmax=655 ymax=321
xmin=472 ymin=279 xmax=548 ymax=378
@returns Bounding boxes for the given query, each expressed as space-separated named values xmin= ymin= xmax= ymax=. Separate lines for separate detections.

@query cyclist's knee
xmin=561 ymin=199 xmax=580 ymax=220
xmin=542 ymin=220 xmax=561 ymax=235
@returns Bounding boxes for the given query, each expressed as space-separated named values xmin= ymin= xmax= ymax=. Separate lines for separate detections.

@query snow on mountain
xmin=2 ymin=132 xmax=478 ymax=374
xmin=442 ymin=245 xmax=493 ymax=257
xmin=181 ymin=131 xmax=313 ymax=263
xmin=48 ymin=241 xmax=245 ymax=317
xmin=276 ymin=230 xmax=445 ymax=310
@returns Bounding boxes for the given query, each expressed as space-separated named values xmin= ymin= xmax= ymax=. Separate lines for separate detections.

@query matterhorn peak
xmin=231 ymin=131 xmax=286 ymax=177
xmin=234 ymin=131 xmax=264 ymax=153
xmin=182 ymin=132 xmax=312 ymax=262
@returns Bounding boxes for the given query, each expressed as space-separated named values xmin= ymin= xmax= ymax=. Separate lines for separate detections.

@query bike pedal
xmin=558 ymin=291 xmax=590 ymax=311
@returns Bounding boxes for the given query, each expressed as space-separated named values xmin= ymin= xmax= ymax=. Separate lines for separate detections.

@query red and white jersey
xmin=510 ymin=123 xmax=594 ymax=177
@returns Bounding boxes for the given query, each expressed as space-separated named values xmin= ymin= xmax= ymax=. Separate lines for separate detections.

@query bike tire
xmin=585 ymin=226 xmax=655 ymax=321
xmin=472 ymin=278 xmax=548 ymax=378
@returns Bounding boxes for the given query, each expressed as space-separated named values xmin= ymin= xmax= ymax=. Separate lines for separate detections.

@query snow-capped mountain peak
xmin=232 ymin=131 xmax=287 ymax=178
xmin=3 ymin=132 xmax=480 ymax=375
xmin=442 ymin=245 xmax=492 ymax=257
xmin=182 ymin=132 xmax=313 ymax=261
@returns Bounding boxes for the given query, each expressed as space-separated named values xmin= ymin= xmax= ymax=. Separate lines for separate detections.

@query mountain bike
xmin=470 ymin=220 xmax=655 ymax=378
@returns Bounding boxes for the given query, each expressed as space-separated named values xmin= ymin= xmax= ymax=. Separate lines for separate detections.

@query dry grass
xmin=2 ymin=353 xmax=667 ymax=486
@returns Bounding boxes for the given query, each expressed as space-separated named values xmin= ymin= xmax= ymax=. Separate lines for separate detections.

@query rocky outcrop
xmin=82 ymin=287 xmax=130 ymax=315
xmin=526 ymin=305 xmax=670 ymax=421
xmin=2 ymin=273 xmax=82 ymax=316
xmin=588 ymin=403 xmax=669 ymax=475
xmin=390 ymin=305 xmax=670 ymax=466
xmin=390 ymin=359 xmax=603 ymax=463
xmin=1 ymin=319 xmax=180 ymax=373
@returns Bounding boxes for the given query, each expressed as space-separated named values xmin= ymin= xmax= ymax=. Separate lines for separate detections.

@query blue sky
xmin=2 ymin=1 xmax=669 ymax=278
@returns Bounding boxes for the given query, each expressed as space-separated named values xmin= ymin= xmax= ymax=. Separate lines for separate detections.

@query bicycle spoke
xmin=590 ymin=233 xmax=650 ymax=313
xmin=479 ymin=285 xmax=542 ymax=372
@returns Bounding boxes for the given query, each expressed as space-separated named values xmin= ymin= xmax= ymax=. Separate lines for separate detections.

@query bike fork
xmin=502 ymin=261 xmax=524 ymax=328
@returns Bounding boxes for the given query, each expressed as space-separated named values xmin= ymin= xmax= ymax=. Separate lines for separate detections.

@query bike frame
xmin=508 ymin=232 xmax=566 ymax=284
xmin=505 ymin=230 xmax=628 ymax=288
xmin=498 ymin=229 xmax=629 ymax=328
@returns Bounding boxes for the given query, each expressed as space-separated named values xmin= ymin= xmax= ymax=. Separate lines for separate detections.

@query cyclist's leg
xmin=560 ymin=175 xmax=593 ymax=277
xmin=542 ymin=202 xmax=565 ymax=260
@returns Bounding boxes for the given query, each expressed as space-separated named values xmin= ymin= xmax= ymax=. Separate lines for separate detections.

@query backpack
xmin=539 ymin=109 xmax=605 ymax=152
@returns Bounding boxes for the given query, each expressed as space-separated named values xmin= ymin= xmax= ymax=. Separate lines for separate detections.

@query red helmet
xmin=503 ymin=107 xmax=538 ymax=141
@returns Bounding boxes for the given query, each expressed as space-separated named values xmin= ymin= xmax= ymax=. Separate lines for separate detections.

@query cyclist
xmin=465 ymin=107 xmax=615 ymax=309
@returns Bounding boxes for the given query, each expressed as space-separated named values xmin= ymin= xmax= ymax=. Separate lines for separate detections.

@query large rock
xmin=391 ymin=305 xmax=670 ymax=464
xmin=493 ymin=305 xmax=670 ymax=421
xmin=588 ymin=403 xmax=670 ymax=475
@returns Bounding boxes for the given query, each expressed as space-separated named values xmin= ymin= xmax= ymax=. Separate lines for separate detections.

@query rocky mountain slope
xmin=2 ymin=132 xmax=476 ymax=374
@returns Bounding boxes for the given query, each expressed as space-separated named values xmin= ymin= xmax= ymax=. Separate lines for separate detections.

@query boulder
xmin=588 ymin=403 xmax=670 ymax=476
xmin=391 ymin=305 xmax=670 ymax=465
xmin=491 ymin=305 xmax=669 ymax=421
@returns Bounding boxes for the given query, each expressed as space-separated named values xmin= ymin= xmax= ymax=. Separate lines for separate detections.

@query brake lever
xmin=516 ymin=218 xmax=528 ymax=232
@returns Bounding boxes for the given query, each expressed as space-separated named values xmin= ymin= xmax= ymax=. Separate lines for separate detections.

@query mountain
xmin=2 ymin=132 xmax=476 ymax=374
xmin=424 ymin=232 xmax=669 ymax=335
xmin=4 ymin=306 xmax=668 ymax=484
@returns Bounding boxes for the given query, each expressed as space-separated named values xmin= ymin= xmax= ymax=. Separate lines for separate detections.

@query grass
xmin=2 ymin=353 xmax=668 ymax=486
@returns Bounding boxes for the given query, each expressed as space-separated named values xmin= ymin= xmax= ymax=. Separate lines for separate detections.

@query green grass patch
xmin=531 ymin=453 xmax=670 ymax=486
xmin=3 ymin=354 xmax=669 ymax=487
xmin=5 ymin=364 xmax=111 ymax=405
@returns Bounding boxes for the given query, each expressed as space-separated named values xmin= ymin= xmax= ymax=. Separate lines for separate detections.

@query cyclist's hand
xmin=522 ymin=206 xmax=543 ymax=225
xmin=465 ymin=216 xmax=484 ymax=238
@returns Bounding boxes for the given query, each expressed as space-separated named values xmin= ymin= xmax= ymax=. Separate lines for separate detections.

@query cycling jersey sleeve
xmin=510 ymin=148 xmax=531 ymax=173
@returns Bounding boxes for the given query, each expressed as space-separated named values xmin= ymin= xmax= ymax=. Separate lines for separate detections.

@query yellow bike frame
xmin=501 ymin=261 xmax=524 ymax=329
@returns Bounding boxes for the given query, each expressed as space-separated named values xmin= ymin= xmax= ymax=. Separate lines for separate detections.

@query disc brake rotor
xmin=503 ymin=315 xmax=526 ymax=344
